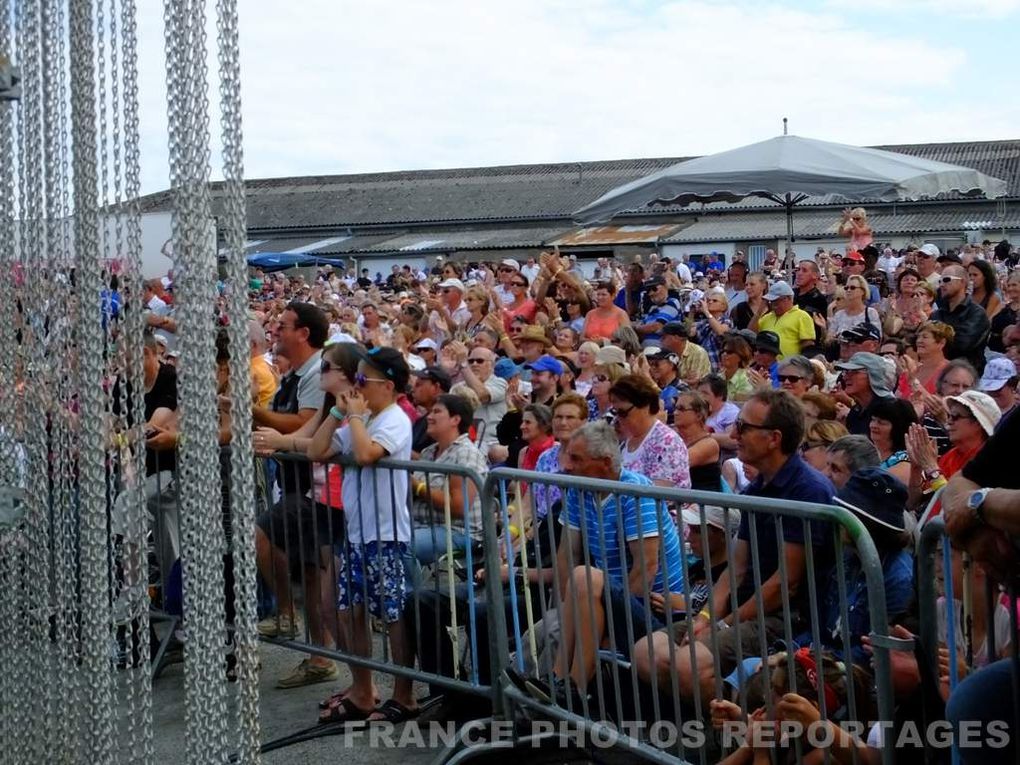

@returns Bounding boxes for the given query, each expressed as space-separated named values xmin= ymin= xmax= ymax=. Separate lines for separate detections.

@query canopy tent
xmin=573 ymin=134 xmax=1008 ymax=266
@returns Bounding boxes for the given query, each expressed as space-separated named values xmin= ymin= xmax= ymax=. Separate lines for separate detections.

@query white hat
xmin=438 ymin=278 xmax=465 ymax=292
xmin=978 ymin=356 xmax=1017 ymax=392
xmin=500 ymin=259 xmax=520 ymax=271
xmin=946 ymin=390 xmax=1001 ymax=436
xmin=595 ymin=345 xmax=628 ymax=368
xmin=413 ymin=337 xmax=439 ymax=351
xmin=918 ymin=243 xmax=941 ymax=258
xmin=681 ymin=504 xmax=741 ymax=535
xmin=764 ymin=280 xmax=795 ymax=301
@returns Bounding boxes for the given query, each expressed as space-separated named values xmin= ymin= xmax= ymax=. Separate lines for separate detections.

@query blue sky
xmin=133 ymin=0 xmax=1020 ymax=193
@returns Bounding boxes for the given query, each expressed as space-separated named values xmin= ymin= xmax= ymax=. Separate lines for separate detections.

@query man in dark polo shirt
xmin=677 ymin=389 xmax=835 ymax=702
xmin=834 ymin=352 xmax=895 ymax=436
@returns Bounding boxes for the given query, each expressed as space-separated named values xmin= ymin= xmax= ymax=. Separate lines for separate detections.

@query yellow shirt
xmin=251 ymin=356 xmax=278 ymax=408
xmin=758 ymin=306 xmax=814 ymax=359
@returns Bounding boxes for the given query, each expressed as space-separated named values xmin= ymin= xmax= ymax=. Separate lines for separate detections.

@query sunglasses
xmin=777 ymin=374 xmax=805 ymax=384
xmin=467 ymin=357 xmax=486 ymax=365
xmin=940 ymin=276 xmax=964 ymax=285
xmin=354 ymin=372 xmax=388 ymax=387
xmin=320 ymin=360 xmax=337 ymax=374
xmin=734 ymin=418 xmax=774 ymax=435
xmin=800 ymin=441 xmax=825 ymax=452
xmin=947 ymin=411 xmax=974 ymax=422
xmin=611 ymin=405 xmax=634 ymax=418
xmin=511 ymin=282 xmax=527 ymax=287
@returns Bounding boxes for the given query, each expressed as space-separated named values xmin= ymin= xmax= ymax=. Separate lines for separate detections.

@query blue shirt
xmin=640 ymin=297 xmax=683 ymax=345
xmin=563 ymin=469 xmax=685 ymax=596
xmin=812 ymin=549 xmax=914 ymax=665
xmin=737 ymin=453 xmax=835 ymax=608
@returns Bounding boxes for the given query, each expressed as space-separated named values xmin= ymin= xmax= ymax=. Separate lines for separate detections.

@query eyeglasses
xmin=442 ymin=288 xmax=457 ymax=293
xmin=846 ymin=285 xmax=862 ymax=292
xmin=674 ymin=404 xmax=696 ymax=413
xmin=940 ymin=276 xmax=964 ymax=285
xmin=467 ymin=357 xmax=486 ymax=365
xmin=593 ymin=374 xmax=609 ymax=383
xmin=734 ymin=418 xmax=775 ymax=435
xmin=777 ymin=374 xmax=804 ymax=384
xmin=320 ymin=360 xmax=337 ymax=374
xmin=511 ymin=282 xmax=527 ymax=287
xmin=800 ymin=441 xmax=825 ymax=452
xmin=354 ymin=372 xmax=388 ymax=387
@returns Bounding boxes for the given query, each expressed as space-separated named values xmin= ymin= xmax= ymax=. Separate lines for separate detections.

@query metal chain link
xmin=216 ymin=0 xmax=260 ymax=758
xmin=69 ymin=0 xmax=118 ymax=759
xmin=164 ymin=0 xmax=232 ymax=760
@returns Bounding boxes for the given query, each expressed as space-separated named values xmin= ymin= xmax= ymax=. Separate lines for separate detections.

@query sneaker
xmin=524 ymin=676 xmax=587 ymax=710
xmin=257 ymin=613 xmax=303 ymax=638
xmin=276 ymin=658 xmax=339 ymax=689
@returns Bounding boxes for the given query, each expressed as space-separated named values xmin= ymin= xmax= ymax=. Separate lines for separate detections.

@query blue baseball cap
xmin=722 ymin=657 xmax=763 ymax=692
xmin=493 ymin=357 xmax=520 ymax=380
xmin=525 ymin=354 xmax=564 ymax=375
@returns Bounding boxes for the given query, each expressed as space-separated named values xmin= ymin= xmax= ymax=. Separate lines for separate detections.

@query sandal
xmin=317 ymin=696 xmax=374 ymax=725
xmin=368 ymin=699 xmax=420 ymax=725
xmin=319 ymin=689 xmax=380 ymax=710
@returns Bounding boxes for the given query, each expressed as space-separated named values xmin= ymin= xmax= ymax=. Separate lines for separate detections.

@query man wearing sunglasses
xmin=930 ymin=265 xmax=991 ymax=370
xmin=676 ymin=389 xmax=834 ymax=702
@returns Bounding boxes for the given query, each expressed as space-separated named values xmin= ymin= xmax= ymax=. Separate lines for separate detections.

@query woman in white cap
xmin=585 ymin=352 xmax=627 ymax=421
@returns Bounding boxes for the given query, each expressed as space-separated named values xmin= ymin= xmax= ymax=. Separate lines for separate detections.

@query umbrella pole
xmin=784 ymin=201 xmax=795 ymax=273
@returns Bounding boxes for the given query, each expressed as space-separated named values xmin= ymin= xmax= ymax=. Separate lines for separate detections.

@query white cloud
xmin=132 ymin=0 xmax=1016 ymax=194
xmin=827 ymin=0 xmax=1019 ymax=18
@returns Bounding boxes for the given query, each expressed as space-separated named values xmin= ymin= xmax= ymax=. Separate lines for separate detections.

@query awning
xmin=549 ymin=223 xmax=681 ymax=246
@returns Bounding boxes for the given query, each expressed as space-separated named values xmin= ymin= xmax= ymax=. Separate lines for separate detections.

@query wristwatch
xmin=967 ymin=488 xmax=993 ymax=524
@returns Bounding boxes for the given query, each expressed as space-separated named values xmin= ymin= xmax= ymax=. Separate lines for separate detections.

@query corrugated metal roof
xmin=662 ymin=204 xmax=1020 ymax=243
xmin=136 ymin=139 xmax=1020 ymax=229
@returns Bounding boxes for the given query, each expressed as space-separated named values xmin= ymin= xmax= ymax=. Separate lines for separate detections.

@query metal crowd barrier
xmin=917 ymin=516 xmax=1020 ymax=758
xmin=475 ymin=468 xmax=896 ymax=765
xmin=257 ymin=452 xmax=505 ymax=725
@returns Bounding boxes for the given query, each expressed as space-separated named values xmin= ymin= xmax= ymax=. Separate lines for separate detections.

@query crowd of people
xmin=136 ymin=239 xmax=1020 ymax=762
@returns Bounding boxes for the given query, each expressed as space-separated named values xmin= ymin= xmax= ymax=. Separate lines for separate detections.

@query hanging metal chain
xmin=69 ymin=0 xmax=118 ymax=759
xmin=164 ymin=0 xmax=232 ymax=760
xmin=216 ymin=0 xmax=260 ymax=759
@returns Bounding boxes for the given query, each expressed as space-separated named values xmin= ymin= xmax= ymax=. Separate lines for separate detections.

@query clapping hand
xmin=905 ymin=423 xmax=939 ymax=474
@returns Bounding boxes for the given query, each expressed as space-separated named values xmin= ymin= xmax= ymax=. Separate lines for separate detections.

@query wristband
xmin=329 ymin=406 xmax=345 ymax=421
xmin=698 ymin=609 xmax=711 ymax=621
xmin=508 ymin=524 xmax=522 ymax=538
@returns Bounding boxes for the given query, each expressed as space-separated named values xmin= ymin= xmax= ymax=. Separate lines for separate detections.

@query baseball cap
xmin=438 ymin=278 xmax=465 ymax=292
xmin=834 ymin=352 xmax=894 ymax=397
xmin=493 ymin=357 xmax=520 ymax=380
xmin=413 ymin=366 xmax=452 ymax=392
xmin=645 ymin=347 xmax=680 ymax=367
xmin=833 ymin=467 xmax=908 ymax=533
xmin=525 ymin=354 xmax=564 ymax=375
xmin=937 ymin=252 xmax=963 ymax=265
xmin=764 ymin=281 xmax=794 ymax=301
xmin=841 ymin=324 xmax=882 ymax=344
xmin=842 ymin=250 xmax=865 ymax=263
xmin=754 ymin=331 xmax=781 ymax=355
xmin=946 ymin=390 xmax=1001 ymax=436
xmin=918 ymin=243 xmax=941 ymax=259
xmin=723 ymin=657 xmax=763 ymax=692
xmin=681 ymin=504 xmax=741 ymax=536
xmin=643 ymin=276 xmax=666 ymax=290
xmin=500 ymin=259 xmax=520 ymax=271
xmin=413 ymin=337 xmax=438 ymax=351
xmin=357 ymin=346 xmax=410 ymax=391
xmin=978 ymin=356 xmax=1017 ymax=392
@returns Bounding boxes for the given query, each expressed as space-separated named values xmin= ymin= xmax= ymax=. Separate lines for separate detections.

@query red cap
xmin=842 ymin=250 xmax=864 ymax=262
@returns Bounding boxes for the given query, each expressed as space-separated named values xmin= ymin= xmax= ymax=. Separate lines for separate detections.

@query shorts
xmin=256 ymin=495 xmax=344 ymax=565
xmin=337 ymin=541 xmax=409 ymax=623
xmin=605 ymin=583 xmax=664 ymax=658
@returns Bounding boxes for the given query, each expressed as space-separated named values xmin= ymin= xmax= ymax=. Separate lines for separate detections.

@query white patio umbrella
xmin=573 ymin=134 xmax=1008 ymax=266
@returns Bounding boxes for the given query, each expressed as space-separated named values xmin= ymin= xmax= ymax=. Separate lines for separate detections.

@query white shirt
xmin=453 ymin=375 xmax=507 ymax=451
xmin=494 ymin=285 xmax=515 ymax=306
xmin=521 ymin=264 xmax=541 ymax=284
xmin=332 ymin=403 xmax=413 ymax=544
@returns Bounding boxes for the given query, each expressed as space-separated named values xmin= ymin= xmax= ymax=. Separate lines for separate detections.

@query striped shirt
xmin=562 ymin=469 xmax=685 ymax=596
